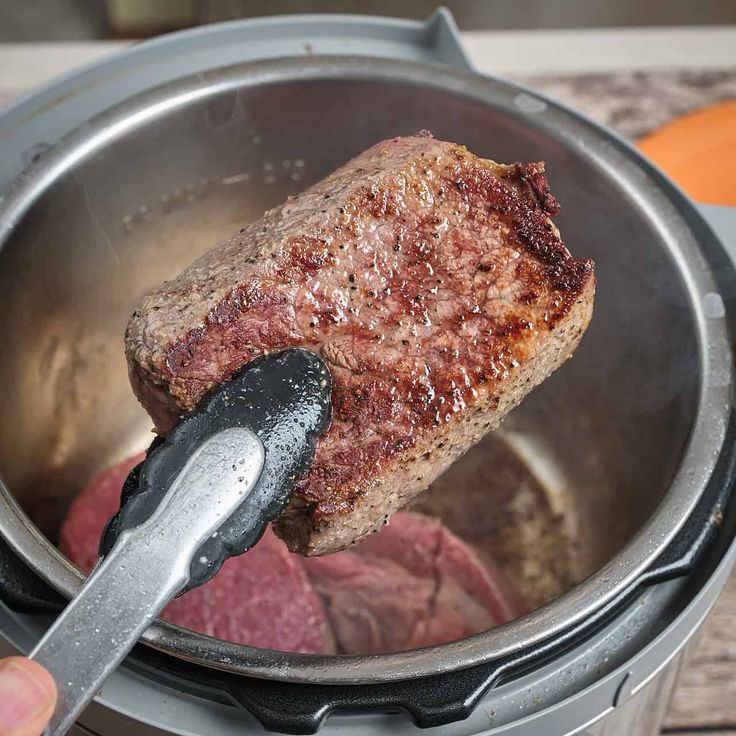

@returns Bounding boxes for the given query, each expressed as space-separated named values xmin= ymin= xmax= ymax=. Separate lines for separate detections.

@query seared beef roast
xmin=125 ymin=134 xmax=595 ymax=555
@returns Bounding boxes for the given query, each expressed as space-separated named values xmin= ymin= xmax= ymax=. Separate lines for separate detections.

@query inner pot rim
xmin=0 ymin=54 xmax=730 ymax=685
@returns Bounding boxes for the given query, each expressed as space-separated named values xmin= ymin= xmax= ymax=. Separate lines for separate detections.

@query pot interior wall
xmin=0 ymin=77 xmax=700 ymax=617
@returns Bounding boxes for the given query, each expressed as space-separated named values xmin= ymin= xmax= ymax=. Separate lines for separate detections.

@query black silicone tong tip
xmin=100 ymin=348 xmax=332 ymax=590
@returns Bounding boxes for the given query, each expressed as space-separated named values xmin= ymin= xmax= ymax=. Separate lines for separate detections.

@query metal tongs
xmin=30 ymin=349 xmax=332 ymax=736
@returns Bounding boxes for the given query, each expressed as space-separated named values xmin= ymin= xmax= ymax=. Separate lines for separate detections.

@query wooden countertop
xmin=1 ymin=30 xmax=735 ymax=734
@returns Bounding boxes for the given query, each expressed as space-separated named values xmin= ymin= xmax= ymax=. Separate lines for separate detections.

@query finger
xmin=0 ymin=657 xmax=57 ymax=736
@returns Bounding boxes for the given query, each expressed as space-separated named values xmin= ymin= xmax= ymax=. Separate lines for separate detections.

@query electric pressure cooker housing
xmin=0 ymin=10 xmax=735 ymax=735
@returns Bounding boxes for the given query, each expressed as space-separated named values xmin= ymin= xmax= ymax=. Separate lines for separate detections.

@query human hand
xmin=0 ymin=657 xmax=56 ymax=736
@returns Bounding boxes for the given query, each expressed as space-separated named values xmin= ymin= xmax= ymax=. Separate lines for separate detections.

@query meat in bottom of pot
xmin=60 ymin=454 xmax=521 ymax=654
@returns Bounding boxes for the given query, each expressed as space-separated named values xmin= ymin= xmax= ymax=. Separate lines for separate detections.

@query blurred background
xmin=3 ymin=0 xmax=736 ymax=40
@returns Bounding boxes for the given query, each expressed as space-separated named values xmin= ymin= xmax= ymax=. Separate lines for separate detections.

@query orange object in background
xmin=638 ymin=101 xmax=736 ymax=207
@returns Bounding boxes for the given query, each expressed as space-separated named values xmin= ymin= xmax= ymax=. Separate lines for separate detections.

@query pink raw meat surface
xmin=59 ymin=455 xmax=333 ymax=654
xmin=161 ymin=528 xmax=334 ymax=653
xmin=357 ymin=512 xmax=518 ymax=624
xmin=60 ymin=456 xmax=519 ymax=655
xmin=59 ymin=454 xmax=146 ymax=574
xmin=302 ymin=513 xmax=517 ymax=654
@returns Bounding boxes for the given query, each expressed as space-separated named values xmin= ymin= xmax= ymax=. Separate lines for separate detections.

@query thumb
xmin=0 ymin=657 xmax=57 ymax=736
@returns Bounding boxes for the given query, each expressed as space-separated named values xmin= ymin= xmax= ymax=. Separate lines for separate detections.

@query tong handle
xmin=31 ymin=427 xmax=265 ymax=736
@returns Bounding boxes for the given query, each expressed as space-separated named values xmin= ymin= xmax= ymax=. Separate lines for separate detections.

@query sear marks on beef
xmin=60 ymin=455 xmax=334 ymax=654
xmin=125 ymin=134 xmax=595 ymax=556
xmin=302 ymin=512 xmax=519 ymax=654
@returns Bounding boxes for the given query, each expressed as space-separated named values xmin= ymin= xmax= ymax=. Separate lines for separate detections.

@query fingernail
xmin=0 ymin=658 xmax=55 ymax=728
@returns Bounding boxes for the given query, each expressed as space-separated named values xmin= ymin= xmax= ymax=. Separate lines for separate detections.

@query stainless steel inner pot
xmin=0 ymin=56 xmax=730 ymax=685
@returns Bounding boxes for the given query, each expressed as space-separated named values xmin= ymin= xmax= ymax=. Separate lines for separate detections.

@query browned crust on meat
xmin=125 ymin=135 xmax=595 ymax=554
xmin=277 ymin=289 xmax=593 ymax=554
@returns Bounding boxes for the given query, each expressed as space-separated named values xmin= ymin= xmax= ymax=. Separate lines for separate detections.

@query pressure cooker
xmin=0 ymin=10 xmax=734 ymax=735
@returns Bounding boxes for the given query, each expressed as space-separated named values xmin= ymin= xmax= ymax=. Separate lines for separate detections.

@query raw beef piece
xmin=60 ymin=454 xmax=146 ymax=574
xmin=301 ymin=512 xmax=519 ymax=654
xmin=61 ymin=458 xmax=520 ymax=655
xmin=59 ymin=456 xmax=333 ymax=654
xmin=161 ymin=528 xmax=334 ymax=653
